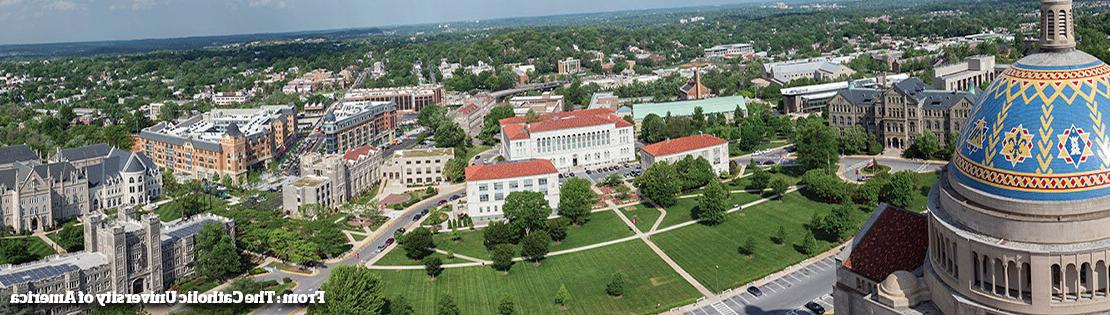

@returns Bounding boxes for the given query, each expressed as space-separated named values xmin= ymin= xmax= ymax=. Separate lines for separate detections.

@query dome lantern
xmin=1040 ymin=0 xmax=1076 ymax=51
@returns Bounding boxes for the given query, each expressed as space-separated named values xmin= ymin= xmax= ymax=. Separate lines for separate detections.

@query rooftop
xmin=465 ymin=159 xmax=558 ymax=181
xmin=292 ymin=176 xmax=327 ymax=187
xmin=139 ymin=105 xmax=294 ymax=151
xmin=343 ymin=145 xmax=380 ymax=162
xmin=632 ymin=96 xmax=748 ymax=121
xmin=396 ymin=148 xmax=453 ymax=158
xmin=499 ymin=108 xmax=633 ymax=140
xmin=641 ymin=134 xmax=728 ymax=157
xmin=842 ymin=204 xmax=928 ymax=282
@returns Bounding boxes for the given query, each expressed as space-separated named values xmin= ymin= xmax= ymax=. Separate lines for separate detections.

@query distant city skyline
xmin=0 ymin=0 xmax=761 ymax=46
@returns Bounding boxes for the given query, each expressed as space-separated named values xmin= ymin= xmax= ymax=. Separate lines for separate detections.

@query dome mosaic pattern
xmin=952 ymin=57 xmax=1110 ymax=201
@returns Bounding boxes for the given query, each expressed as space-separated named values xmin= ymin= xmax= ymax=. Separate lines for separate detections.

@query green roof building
xmin=631 ymin=96 xmax=749 ymax=122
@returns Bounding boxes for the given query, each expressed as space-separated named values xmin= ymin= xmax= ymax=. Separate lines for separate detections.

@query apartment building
xmin=135 ymin=105 xmax=297 ymax=181
xmin=343 ymin=85 xmax=445 ymax=112
xmin=508 ymin=92 xmax=564 ymax=115
xmin=464 ymin=159 xmax=559 ymax=222
xmin=322 ymin=100 xmax=397 ymax=154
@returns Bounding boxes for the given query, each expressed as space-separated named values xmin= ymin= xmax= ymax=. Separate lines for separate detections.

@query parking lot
xmin=686 ymin=256 xmax=838 ymax=315
xmin=559 ymin=162 xmax=641 ymax=185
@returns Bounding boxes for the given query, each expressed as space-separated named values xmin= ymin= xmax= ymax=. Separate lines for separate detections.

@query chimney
xmin=1040 ymin=0 xmax=1076 ymax=51
xmin=694 ymin=67 xmax=702 ymax=99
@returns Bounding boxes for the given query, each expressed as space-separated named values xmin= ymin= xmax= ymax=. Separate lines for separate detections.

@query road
xmin=250 ymin=186 xmax=465 ymax=315
xmin=838 ymin=156 xmax=945 ymax=182
xmin=685 ymin=256 xmax=838 ymax=315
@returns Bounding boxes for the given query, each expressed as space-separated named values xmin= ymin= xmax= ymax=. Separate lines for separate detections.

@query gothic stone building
xmin=826 ymin=77 xmax=975 ymax=150
xmin=0 ymin=145 xmax=90 ymax=233
xmin=0 ymin=211 xmax=234 ymax=314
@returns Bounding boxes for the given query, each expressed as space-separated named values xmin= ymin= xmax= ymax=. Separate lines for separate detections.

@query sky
xmin=0 ymin=0 xmax=754 ymax=45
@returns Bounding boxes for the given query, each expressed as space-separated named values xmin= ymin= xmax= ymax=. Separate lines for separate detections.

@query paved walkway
xmin=610 ymin=201 xmax=714 ymax=297
xmin=34 ymin=231 xmax=65 ymax=254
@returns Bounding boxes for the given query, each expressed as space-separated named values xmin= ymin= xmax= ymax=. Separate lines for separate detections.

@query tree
xmin=520 ymin=231 xmax=552 ymax=264
xmin=318 ymin=265 xmax=386 ymax=315
xmin=195 ymin=223 xmax=240 ymax=280
xmin=442 ymin=149 xmax=469 ymax=183
xmin=436 ymin=295 xmax=461 ymax=315
xmin=423 ymin=256 xmax=443 ymax=279
xmin=434 ymin=121 xmax=467 ymax=149
xmin=813 ymin=204 xmax=857 ymax=241
xmin=503 ymin=191 xmax=551 ymax=235
xmin=601 ymin=173 xmax=624 ymax=187
xmin=800 ymin=169 xmax=850 ymax=203
xmin=881 ymin=171 xmax=916 ymax=208
xmin=387 ymin=296 xmax=415 ymax=315
xmin=795 ymin=119 xmax=839 ymax=171
xmin=799 ymin=232 xmax=819 ymax=255
xmin=675 ymin=156 xmax=715 ymax=190
xmin=555 ymin=284 xmax=571 ymax=309
xmin=695 ymin=179 xmax=728 ymax=225
xmin=606 ymin=272 xmax=626 ymax=297
xmin=638 ymin=162 xmax=680 ymax=207
xmin=772 ymin=225 xmax=787 ymax=244
xmin=769 ymin=176 xmax=789 ymax=197
xmin=546 ymin=217 xmax=569 ymax=243
xmin=640 ymin=113 xmax=665 ymax=143
xmin=401 ymin=227 xmax=435 ymax=260
xmin=498 ymin=296 xmax=516 ymax=315
xmin=417 ymin=103 xmax=447 ymax=131
xmin=839 ymin=125 xmax=873 ymax=154
xmin=483 ymin=221 xmax=518 ymax=250
xmin=749 ymin=166 xmax=771 ymax=191
xmin=481 ymin=105 xmax=515 ymax=143
xmin=738 ymin=237 xmax=756 ymax=256
xmin=905 ymin=131 xmax=943 ymax=160
xmin=558 ymin=177 xmax=595 ymax=225
xmin=491 ymin=243 xmax=516 ymax=272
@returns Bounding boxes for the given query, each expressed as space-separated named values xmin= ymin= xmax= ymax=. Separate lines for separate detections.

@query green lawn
xmin=429 ymin=210 xmax=635 ymax=261
xmin=374 ymin=250 xmax=468 ymax=266
xmin=370 ymin=241 xmax=701 ymax=315
xmin=154 ymin=195 xmax=229 ymax=222
xmin=464 ymin=145 xmax=492 ymax=163
xmin=658 ymin=191 xmax=761 ymax=230
xmin=622 ymin=205 xmax=661 ymax=232
xmin=652 ymin=193 xmax=866 ymax=293
xmin=907 ymin=171 xmax=940 ymax=212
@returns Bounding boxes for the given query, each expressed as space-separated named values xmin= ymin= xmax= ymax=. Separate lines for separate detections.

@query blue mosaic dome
xmin=952 ymin=50 xmax=1110 ymax=201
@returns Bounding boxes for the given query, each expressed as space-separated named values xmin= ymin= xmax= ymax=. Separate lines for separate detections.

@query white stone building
xmin=639 ymin=134 xmax=730 ymax=175
xmin=464 ymin=159 xmax=559 ymax=222
xmin=381 ymin=148 xmax=453 ymax=187
xmin=499 ymin=108 xmax=635 ymax=171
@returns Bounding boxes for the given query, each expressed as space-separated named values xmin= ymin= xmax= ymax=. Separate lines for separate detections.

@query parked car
xmin=438 ymin=199 xmax=448 ymax=205
xmin=747 ymin=286 xmax=763 ymax=297
xmin=804 ymin=302 xmax=825 ymax=314
xmin=385 ymin=238 xmax=395 ymax=246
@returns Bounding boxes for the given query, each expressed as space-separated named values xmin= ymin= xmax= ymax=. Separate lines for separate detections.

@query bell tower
xmin=1040 ymin=0 xmax=1076 ymax=51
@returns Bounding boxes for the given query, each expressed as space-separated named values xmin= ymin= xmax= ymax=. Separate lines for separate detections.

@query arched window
xmin=1067 ymin=264 xmax=1080 ymax=301
xmin=1098 ymin=261 xmax=1109 ymax=297
xmin=1082 ymin=262 xmax=1093 ymax=299
xmin=1059 ymin=10 xmax=1068 ymax=39
xmin=1052 ymin=264 xmax=1063 ymax=301
xmin=1046 ymin=11 xmax=1056 ymax=39
xmin=1008 ymin=261 xmax=1020 ymax=298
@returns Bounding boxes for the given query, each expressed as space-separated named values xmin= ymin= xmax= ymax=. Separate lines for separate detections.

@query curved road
xmin=251 ymin=185 xmax=465 ymax=315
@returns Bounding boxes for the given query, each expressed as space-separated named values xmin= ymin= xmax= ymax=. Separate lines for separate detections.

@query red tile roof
xmin=465 ymin=159 xmax=558 ymax=181
xmin=458 ymin=103 xmax=480 ymax=115
xmin=843 ymin=205 xmax=929 ymax=282
xmin=640 ymin=134 xmax=727 ymax=157
xmin=343 ymin=145 xmax=378 ymax=161
xmin=499 ymin=108 xmax=631 ymax=140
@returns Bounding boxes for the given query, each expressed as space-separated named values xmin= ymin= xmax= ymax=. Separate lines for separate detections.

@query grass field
xmin=370 ymin=241 xmax=701 ymax=315
xmin=622 ymin=205 xmax=660 ymax=232
xmin=907 ymin=172 xmax=940 ymax=212
xmin=428 ymin=210 xmax=635 ymax=261
xmin=154 ymin=195 xmax=228 ymax=222
xmin=374 ymin=250 xmax=468 ymax=266
xmin=652 ymin=193 xmax=866 ymax=293
xmin=657 ymin=191 xmax=761 ymax=230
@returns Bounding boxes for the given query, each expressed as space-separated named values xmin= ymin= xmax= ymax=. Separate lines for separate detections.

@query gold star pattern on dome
xmin=1001 ymin=125 xmax=1034 ymax=167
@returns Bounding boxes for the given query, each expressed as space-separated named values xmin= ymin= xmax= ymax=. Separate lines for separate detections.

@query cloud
xmin=246 ymin=0 xmax=286 ymax=8
xmin=0 ymin=0 xmax=24 ymax=7
xmin=45 ymin=0 xmax=78 ymax=11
